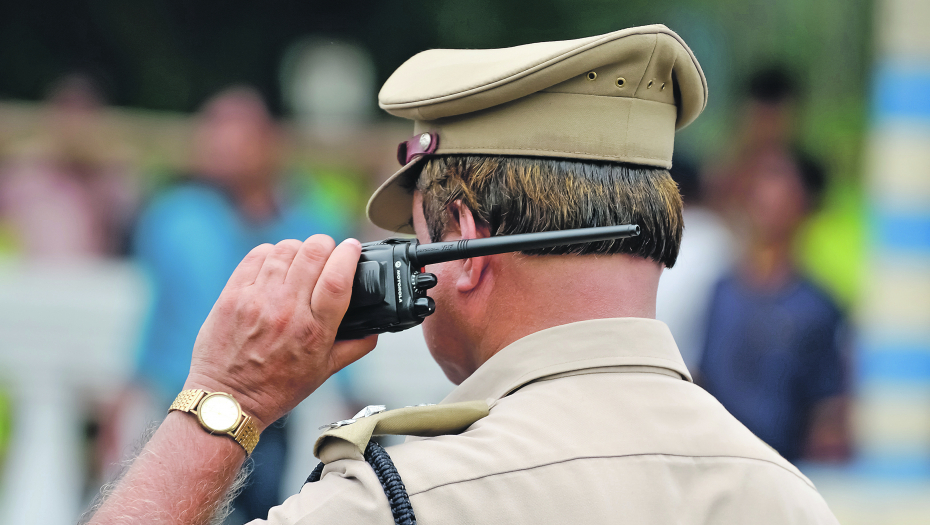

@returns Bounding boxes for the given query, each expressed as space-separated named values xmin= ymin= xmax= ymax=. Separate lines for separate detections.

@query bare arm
xmin=85 ymin=235 xmax=377 ymax=524
xmin=85 ymin=412 xmax=246 ymax=523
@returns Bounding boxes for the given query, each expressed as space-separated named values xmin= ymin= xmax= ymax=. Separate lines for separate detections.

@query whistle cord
xmin=306 ymin=461 xmax=324 ymax=483
xmin=305 ymin=441 xmax=417 ymax=525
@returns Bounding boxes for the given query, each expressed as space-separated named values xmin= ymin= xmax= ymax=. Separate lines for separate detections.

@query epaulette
xmin=305 ymin=401 xmax=489 ymax=525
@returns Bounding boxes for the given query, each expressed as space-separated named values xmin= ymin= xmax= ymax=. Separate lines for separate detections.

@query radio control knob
xmin=413 ymin=297 xmax=435 ymax=318
xmin=415 ymin=273 xmax=438 ymax=290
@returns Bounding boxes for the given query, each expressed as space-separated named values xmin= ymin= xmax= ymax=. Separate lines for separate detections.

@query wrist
xmin=165 ymin=409 xmax=247 ymax=458
xmin=170 ymin=387 xmax=262 ymax=456
xmin=182 ymin=375 xmax=273 ymax=432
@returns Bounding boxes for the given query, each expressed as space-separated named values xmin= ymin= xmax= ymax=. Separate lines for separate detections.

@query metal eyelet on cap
xmin=661 ymin=82 xmax=666 ymax=90
xmin=647 ymin=80 xmax=654 ymax=89
xmin=616 ymin=77 xmax=626 ymax=88
xmin=418 ymin=133 xmax=431 ymax=149
xmin=586 ymin=71 xmax=597 ymax=81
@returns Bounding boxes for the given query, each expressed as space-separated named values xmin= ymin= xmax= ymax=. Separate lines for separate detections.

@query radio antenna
xmin=410 ymin=224 xmax=640 ymax=267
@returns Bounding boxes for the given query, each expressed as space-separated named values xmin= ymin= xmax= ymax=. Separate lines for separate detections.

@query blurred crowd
xmin=658 ymin=67 xmax=851 ymax=464
xmin=0 ymin=67 xmax=856 ymax=522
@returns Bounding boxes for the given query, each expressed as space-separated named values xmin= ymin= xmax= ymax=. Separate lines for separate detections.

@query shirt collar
xmin=442 ymin=318 xmax=692 ymax=405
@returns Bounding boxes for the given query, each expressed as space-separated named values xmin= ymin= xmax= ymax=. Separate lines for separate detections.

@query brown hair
xmin=410 ymin=155 xmax=684 ymax=268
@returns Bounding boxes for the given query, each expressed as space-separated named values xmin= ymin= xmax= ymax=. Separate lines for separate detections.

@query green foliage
xmin=0 ymin=387 xmax=11 ymax=466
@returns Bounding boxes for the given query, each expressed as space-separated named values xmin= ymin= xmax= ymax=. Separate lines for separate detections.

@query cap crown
xmin=368 ymin=24 xmax=708 ymax=233
xmin=380 ymin=24 xmax=706 ymax=129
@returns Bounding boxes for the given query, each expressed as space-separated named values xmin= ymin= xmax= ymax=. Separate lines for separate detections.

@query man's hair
xmin=409 ymin=155 xmax=683 ymax=268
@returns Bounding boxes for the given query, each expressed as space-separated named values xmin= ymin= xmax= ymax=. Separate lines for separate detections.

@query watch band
xmin=169 ymin=389 xmax=261 ymax=455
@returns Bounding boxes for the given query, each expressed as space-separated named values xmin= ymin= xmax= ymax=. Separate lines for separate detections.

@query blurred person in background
xmin=656 ymin=156 xmax=735 ymax=371
xmin=127 ymin=86 xmax=348 ymax=522
xmin=0 ymin=73 xmax=139 ymax=258
xmin=0 ymin=73 xmax=140 ymax=507
xmin=704 ymin=66 xmax=798 ymax=220
xmin=699 ymin=146 xmax=850 ymax=463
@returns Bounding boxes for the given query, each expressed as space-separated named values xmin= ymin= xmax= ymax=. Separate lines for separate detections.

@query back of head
xmin=368 ymin=25 xmax=707 ymax=267
xmin=413 ymin=155 xmax=683 ymax=268
xmin=367 ymin=25 xmax=709 ymax=367
xmin=368 ymin=25 xmax=708 ymax=270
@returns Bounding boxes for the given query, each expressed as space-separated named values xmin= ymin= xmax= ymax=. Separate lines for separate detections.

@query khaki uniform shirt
xmin=259 ymin=318 xmax=838 ymax=524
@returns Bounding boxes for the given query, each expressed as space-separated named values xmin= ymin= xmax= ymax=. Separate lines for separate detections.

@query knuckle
xmin=304 ymin=318 xmax=332 ymax=343
xmin=250 ymin=243 xmax=275 ymax=257
xmin=308 ymin=234 xmax=336 ymax=249
xmin=257 ymin=307 xmax=290 ymax=332
xmin=268 ymin=240 xmax=300 ymax=260
xmin=238 ymin=243 xmax=274 ymax=266
xmin=275 ymin=239 xmax=303 ymax=253
xmin=262 ymin=295 xmax=294 ymax=331
xmin=299 ymin=236 xmax=335 ymax=263
xmin=215 ymin=292 xmax=237 ymax=314
xmin=268 ymin=311 xmax=292 ymax=332
xmin=319 ymin=274 xmax=351 ymax=297
xmin=238 ymin=295 xmax=263 ymax=322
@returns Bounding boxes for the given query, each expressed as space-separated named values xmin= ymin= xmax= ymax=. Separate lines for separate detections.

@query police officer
xmin=84 ymin=25 xmax=839 ymax=525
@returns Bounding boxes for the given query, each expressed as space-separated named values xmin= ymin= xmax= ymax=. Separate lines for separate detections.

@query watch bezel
xmin=196 ymin=392 xmax=243 ymax=433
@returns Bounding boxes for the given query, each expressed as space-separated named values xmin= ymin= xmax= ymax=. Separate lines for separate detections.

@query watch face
xmin=199 ymin=394 xmax=241 ymax=432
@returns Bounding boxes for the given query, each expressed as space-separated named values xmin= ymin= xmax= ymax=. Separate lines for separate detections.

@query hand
xmin=184 ymin=235 xmax=377 ymax=430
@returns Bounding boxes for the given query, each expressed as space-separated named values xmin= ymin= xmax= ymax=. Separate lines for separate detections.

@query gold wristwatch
xmin=169 ymin=389 xmax=260 ymax=455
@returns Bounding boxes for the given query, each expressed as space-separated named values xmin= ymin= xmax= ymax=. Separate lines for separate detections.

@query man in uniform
xmin=84 ymin=25 xmax=839 ymax=524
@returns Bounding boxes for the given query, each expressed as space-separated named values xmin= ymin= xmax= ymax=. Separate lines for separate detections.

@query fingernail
xmin=343 ymin=238 xmax=361 ymax=247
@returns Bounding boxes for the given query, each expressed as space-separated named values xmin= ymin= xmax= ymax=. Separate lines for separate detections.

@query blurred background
xmin=0 ymin=0 xmax=927 ymax=523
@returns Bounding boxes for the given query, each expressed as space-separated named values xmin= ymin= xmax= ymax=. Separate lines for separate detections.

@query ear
xmin=448 ymin=200 xmax=492 ymax=293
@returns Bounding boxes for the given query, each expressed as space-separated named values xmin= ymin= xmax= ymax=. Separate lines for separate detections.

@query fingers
xmin=285 ymin=234 xmax=338 ymax=302
xmin=254 ymin=239 xmax=305 ymax=286
xmin=224 ymin=243 xmax=275 ymax=289
xmin=330 ymin=335 xmax=379 ymax=372
xmin=309 ymin=238 xmax=362 ymax=333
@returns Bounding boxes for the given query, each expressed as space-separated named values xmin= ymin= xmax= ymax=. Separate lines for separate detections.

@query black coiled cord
xmin=305 ymin=441 xmax=416 ymax=525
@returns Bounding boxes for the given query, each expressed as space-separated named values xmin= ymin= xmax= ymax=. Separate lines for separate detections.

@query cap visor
xmin=366 ymin=157 xmax=425 ymax=234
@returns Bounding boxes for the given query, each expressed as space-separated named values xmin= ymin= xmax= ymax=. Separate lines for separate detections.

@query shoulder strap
xmin=305 ymin=401 xmax=489 ymax=525
xmin=306 ymin=442 xmax=416 ymax=525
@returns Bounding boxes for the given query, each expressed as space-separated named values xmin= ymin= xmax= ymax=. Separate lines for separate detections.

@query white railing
xmin=0 ymin=260 xmax=148 ymax=525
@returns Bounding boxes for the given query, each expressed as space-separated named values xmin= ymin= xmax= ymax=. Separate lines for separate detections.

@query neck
xmin=742 ymin=235 xmax=795 ymax=289
xmin=469 ymin=253 xmax=662 ymax=368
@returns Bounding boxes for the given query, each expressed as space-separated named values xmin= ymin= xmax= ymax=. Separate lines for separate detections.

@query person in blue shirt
xmin=699 ymin=147 xmax=850 ymax=463
xmin=133 ymin=87 xmax=347 ymax=521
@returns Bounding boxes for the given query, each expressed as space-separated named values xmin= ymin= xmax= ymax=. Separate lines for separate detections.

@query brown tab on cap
xmin=396 ymin=131 xmax=440 ymax=166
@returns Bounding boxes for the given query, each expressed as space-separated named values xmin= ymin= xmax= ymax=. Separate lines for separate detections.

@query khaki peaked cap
xmin=368 ymin=24 xmax=708 ymax=233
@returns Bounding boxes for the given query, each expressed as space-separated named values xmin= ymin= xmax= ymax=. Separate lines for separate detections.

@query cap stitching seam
xmin=670 ymin=53 xmax=681 ymax=123
xmin=633 ymin=33 xmax=660 ymax=95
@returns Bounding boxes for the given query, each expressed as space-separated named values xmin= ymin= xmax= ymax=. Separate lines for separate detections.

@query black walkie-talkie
xmin=336 ymin=224 xmax=640 ymax=339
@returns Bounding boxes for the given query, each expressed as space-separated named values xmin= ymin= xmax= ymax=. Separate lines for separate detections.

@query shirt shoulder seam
xmin=407 ymin=452 xmax=815 ymax=497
